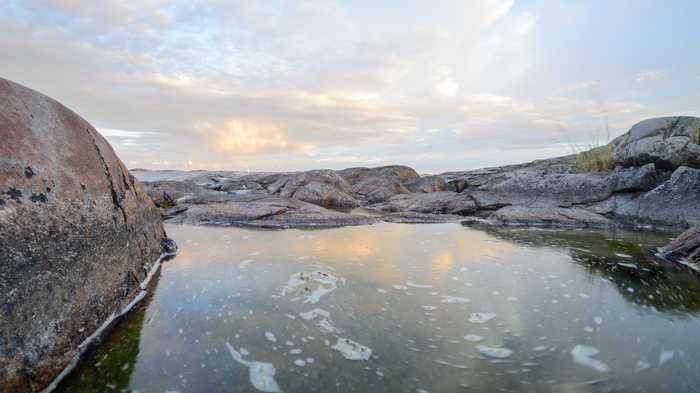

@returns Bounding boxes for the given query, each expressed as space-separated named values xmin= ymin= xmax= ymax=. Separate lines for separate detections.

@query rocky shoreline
xmin=136 ymin=116 xmax=700 ymax=232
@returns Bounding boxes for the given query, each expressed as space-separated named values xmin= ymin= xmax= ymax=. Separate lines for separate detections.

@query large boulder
xmin=611 ymin=116 xmax=700 ymax=169
xmin=338 ymin=165 xmax=420 ymax=203
xmin=0 ymin=78 xmax=170 ymax=390
xmin=612 ymin=166 xmax=700 ymax=228
xmin=266 ymin=169 xmax=359 ymax=208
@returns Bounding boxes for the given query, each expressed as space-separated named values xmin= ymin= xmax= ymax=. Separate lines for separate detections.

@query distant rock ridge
xmin=0 ymin=77 xmax=173 ymax=391
xmin=136 ymin=116 xmax=700 ymax=231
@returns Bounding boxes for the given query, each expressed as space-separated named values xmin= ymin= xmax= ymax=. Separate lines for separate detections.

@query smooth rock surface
xmin=0 ymin=78 xmax=169 ymax=390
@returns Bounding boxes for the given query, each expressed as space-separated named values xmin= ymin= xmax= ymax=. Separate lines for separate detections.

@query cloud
xmin=635 ymin=70 xmax=666 ymax=83
xmin=0 ymin=0 xmax=678 ymax=172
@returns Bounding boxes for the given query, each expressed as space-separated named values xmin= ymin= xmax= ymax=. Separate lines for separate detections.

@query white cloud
xmin=635 ymin=70 xmax=666 ymax=82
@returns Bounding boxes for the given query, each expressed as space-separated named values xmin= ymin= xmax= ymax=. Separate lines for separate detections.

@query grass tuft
xmin=574 ymin=145 xmax=615 ymax=172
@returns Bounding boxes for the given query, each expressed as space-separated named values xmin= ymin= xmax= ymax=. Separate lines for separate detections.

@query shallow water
xmin=58 ymin=223 xmax=700 ymax=392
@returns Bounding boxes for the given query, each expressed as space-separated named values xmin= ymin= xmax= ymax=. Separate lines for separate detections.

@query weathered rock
xmin=461 ymin=163 xmax=657 ymax=208
xmin=659 ymin=227 xmax=700 ymax=268
xmin=0 ymin=78 xmax=170 ymax=390
xmin=338 ymin=165 xmax=420 ymax=203
xmin=143 ymin=180 xmax=239 ymax=206
xmin=266 ymin=169 xmax=359 ymax=208
xmin=369 ymin=192 xmax=477 ymax=216
xmin=168 ymin=195 xmax=378 ymax=228
xmin=404 ymin=175 xmax=446 ymax=193
xmin=483 ymin=206 xmax=614 ymax=228
xmin=612 ymin=166 xmax=700 ymax=228
xmin=611 ymin=116 xmax=700 ymax=169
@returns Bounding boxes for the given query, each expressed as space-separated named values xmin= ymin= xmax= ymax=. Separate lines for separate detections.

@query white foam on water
xmin=239 ymin=259 xmax=254 ymax=269
xmin=392 ymin=284 xmax=408 ymax=290
xmin=225 ymin=342 xmax=281 ymax=393
xmin=422 ymin=305 xmax=438 ymax=311
xmin=293 ymin=359 xmax=306 ymax=367
xmin=464 ymin=334 xmax=485 ymax=342
xmin=594 ymin=316 xmax=603 ymax=325
xmin=617 ymin=262 xmax=638 ymax=269
xmin=571 ymin=345 xmax=610 ymax=372
xmin=469 ymin=313 xmax=496 ymax=324
xmin=299 ymin=308 xmax=342 ymax=334
xmin=434 ymin=359 xmax=468 ymax=369
xmin=289 ymin=349 xmax=302 ymax=355
xmin=265 ymin=332 xmax=277 ymax=343
xmin=476 ymin=345 xmax=513 ymax=358
xmin=506 ymin=296 xmax=518 ymax=302
xmin=635 ymin=359 xmax=650 ymax=372
xmin=406 ymin=281 xmax=433 ymax=289
xmin=332 ymin=338 xmax=372 ymax=360
xmin=659 ymin=350 xmax=674 ymax=366
xmin=377 ymin=288 xmax=387 ymax=293
xmin=615 ymin=253 xmax=633 ymax=258
xmin=440 ymin=296 xmax=470 ymax=304
xmin=282 ymin=271 xmax=341 ymax=304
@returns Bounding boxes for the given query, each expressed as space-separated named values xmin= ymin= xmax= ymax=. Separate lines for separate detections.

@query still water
xmin=59 ymin=223 xmax=700 ymax=392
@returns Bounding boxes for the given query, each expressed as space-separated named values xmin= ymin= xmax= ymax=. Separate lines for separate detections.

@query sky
xmin=1 ymin=0 xmax=699 ymax=173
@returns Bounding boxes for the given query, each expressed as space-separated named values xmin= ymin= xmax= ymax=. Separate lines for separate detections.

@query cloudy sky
xmin=1 ymin=0 xmax=698 ymax=173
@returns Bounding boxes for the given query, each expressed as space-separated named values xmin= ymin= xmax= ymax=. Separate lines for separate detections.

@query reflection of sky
xmin=2 ymin=1 xmax=699 ymax=172
xmin=67 ymin=223 xmax=700 ymax=392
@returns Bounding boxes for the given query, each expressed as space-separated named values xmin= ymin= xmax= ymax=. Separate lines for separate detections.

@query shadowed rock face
xmin=0 ymin=78 xmax=169 ymax=391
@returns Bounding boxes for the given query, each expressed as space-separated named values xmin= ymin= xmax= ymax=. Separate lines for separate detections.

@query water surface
xmin=59 ymin=223 xmax=700 ymax=392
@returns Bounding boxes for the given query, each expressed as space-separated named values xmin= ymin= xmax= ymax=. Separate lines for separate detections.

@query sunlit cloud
xmin=0 ymin=1 xmax=697 ymax=172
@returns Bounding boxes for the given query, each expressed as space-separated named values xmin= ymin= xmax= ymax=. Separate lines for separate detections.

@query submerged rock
xmin=0 ymin=78 xmax=170 ymax=390
xmin=659 ymin=227 xmax=700 ymax=269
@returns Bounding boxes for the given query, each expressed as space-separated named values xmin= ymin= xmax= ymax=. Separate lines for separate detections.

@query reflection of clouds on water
xmin=60 ymin=223 xmax=700 ymax=393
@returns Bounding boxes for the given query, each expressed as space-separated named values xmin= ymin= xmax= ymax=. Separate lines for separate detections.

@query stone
xmin=368 ymin=192 xmax=477 ymax=216
xmin=404 ymin=175 xmax=446 ymax=193
xmin=611 ymin=116 xmax=700 ymax=169
xmin=659 ymin=227 xmax=700 ymax=268
xmin=612 ymin=166 xmax=700 ymax=228
xmin=266 ymin=169 xmax=359 ymax=208
xmin=0 ymin=78 xmax=170 ymax=390
xmin=338 ymin=165 xmax=420 ymax=203
xmin=461 ymin=163 xmax=657 ymax=208
xmin=167 ymin=195 xmax=378 ymax=229
xmin=484 ymin=206 xmax=614 ymax=228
